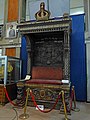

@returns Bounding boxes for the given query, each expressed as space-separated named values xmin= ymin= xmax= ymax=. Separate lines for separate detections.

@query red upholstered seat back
xmin=32 ymin=67 xmax=63 ymax=80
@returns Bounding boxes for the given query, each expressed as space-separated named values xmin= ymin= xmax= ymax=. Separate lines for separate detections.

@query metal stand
xmin=19 ymin=88 xmax=30 ymax=119
xmin=61 ymin=91 xmax=70 ymax=120
xmin=71 ymin=86 xmax=80 ymax=112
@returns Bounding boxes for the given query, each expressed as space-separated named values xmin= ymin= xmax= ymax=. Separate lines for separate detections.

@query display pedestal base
xmin=19 ymin=114 xmax=29 ymax=119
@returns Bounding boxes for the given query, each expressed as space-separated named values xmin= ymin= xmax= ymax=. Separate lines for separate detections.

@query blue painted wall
xmin=70 ymin=14 xmax=86 ymax=101
xmin=20 ymin=36 xmax=27 ymax=79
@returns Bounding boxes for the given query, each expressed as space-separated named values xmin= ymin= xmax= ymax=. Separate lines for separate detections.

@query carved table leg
xmin=16 ymin=82 xmax=25 ymax=108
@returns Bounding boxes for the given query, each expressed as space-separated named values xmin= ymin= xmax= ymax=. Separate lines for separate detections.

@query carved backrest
xmin=33 ymin=31 xmax=64 ymax=67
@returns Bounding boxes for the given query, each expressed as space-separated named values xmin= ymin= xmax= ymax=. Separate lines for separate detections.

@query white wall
xmin=26 ymin=0 xmax=70 ymax=21
xmin=70 ymin=0 xmax=84 ymax=15
xmin=70 ymin=0 xmax=84 ymax=8
xmin=26 ymin=0 xmax=85 ymax=20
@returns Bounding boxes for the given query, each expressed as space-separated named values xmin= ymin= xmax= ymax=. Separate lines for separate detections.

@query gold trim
xmin=25 ymin=83 xmax=70 ymax=91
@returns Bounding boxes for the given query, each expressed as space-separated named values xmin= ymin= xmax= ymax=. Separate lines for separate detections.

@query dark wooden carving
xmin=32 ymin=32 xmax=64 ymax=67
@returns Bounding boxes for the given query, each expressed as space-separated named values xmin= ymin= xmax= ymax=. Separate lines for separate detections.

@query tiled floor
xmin=0 ymin=102 xmax=90 ymax=120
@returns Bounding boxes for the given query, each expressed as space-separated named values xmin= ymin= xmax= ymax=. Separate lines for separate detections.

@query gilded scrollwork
xmin=30 ymin=88 xmax=59 ymax=101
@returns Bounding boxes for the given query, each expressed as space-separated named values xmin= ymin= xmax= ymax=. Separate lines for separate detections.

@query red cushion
xmin=32 ymin=67 xmax=63 ymax=80
xmin=26 ymin=79 xmax=63 ymax=85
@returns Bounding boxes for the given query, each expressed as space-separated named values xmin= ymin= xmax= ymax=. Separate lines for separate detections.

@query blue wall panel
xmin=70 ymin=14 xmax=86 ymax=101
xmin=20 ymin=36 xmax=27 ymax=79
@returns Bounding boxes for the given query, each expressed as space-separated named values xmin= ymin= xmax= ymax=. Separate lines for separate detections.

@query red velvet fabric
xmin=32 ymin=67 xmax=63 ymax=80
xmin=26 ymin=79 xmax=63 ymax=85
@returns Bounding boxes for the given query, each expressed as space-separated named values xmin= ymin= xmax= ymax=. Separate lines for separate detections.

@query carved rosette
xmin=30 ymin=88 xmax=59 ymax=101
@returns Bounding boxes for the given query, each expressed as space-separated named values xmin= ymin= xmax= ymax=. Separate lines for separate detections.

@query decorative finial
xmin=35 ymin=2 xmax=50 ymax=21
xmin=63 ymin=13 xmax=70 ymax=20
